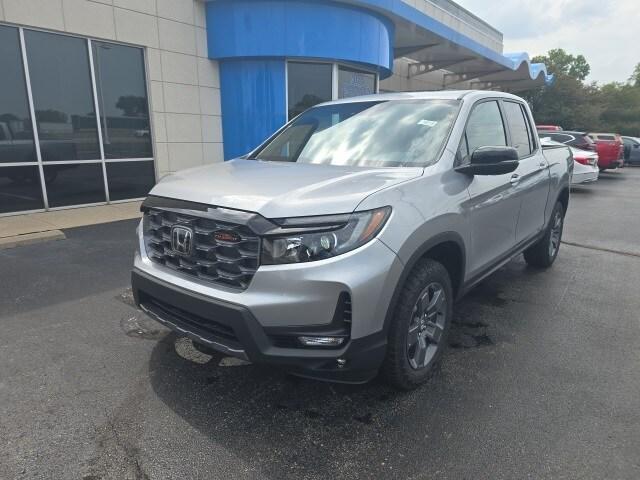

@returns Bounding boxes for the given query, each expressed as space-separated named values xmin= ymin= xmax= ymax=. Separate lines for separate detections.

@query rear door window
xmin=503 ymin=101 xmax=532 ymax=157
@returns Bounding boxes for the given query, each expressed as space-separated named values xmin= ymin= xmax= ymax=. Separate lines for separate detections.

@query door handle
xmin=539 ymin=161 xmax=546 ymax=168
xmin=510 ymin=174 xmax=520 ymax=185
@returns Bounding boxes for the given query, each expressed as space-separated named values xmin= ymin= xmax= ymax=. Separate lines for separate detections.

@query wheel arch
xmin=382 ymin=232 xmax=466 ymax=335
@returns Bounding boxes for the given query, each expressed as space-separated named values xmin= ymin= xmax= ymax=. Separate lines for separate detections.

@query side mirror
xmin=455 ymin=146 xmax=519 ymax=176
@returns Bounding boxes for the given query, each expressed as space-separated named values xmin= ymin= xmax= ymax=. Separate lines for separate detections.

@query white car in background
xmin=541 ymin=137 xmax=599 ymax=185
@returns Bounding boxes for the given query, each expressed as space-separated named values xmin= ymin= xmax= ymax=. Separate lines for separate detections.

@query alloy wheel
xmin=549 ymin=210 xmax=563 ymax=258
xmin=406 ymin=282 xmax=447 ymax=370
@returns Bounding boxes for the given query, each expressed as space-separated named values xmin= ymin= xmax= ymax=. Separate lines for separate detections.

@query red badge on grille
xmin=214 ymin=230 xmax=241 ymax=243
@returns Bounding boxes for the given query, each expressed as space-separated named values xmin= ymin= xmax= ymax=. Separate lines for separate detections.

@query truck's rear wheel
xmin=382 ymin=259 xmax=453 ymax=390
xmin=524 ymin=201 xmax=564 ymax=268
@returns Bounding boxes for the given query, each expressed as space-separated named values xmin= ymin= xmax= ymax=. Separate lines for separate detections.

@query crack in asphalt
xmin=562 ymin=240 xmax=640 ymax=258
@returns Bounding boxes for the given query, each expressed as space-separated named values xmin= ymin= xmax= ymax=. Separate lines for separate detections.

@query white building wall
xmin=0 ymin=0 xmax=223 ymax=179
xmin=401 ymin=0 xmax=503 ymax=53
xmin=380 ymin=58 xmax=447 ymax=92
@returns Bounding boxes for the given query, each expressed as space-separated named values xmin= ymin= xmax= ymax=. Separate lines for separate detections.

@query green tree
xmin=533 ymin=48 xmax=591 ymax=81
xmin=629 ymin=63 xmax=640 ymax=87
xmin=521 ymin=49 xmax=595 ymax=129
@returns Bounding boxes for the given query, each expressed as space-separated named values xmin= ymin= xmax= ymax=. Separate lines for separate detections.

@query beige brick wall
xmin=0 ymin=0 xmax=223 ymax=179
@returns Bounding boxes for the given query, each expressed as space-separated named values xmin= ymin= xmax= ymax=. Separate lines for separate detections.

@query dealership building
xmin=0 ymin=0 xmax=550 ymax=216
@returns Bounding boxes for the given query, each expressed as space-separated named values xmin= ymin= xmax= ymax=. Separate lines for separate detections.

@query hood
xmin=150 ymin=159 xmax=421 ymax=218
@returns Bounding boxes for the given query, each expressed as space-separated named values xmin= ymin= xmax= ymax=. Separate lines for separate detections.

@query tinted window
xmin=596 ymin=135 xmax=616 ymax=141
xmin=0 ymin=166 xmax=44 ymax=213
xmin=541 ymin=133 xmax=572 ymax=144
xmin=256 ymin=100 xmax=460 ymax=167
xmin=0 ymin=25 xmax=36 ymax=163
xmin=25 ymin=30 xmax=100 ymax=161
xmin=106 ymin=161 xmax=155 ymax=201
xmin=93 ymin=42 xmax=152 ymax=159
xmin=338 ymin=67 xmax=376 ymax=99
xmin=503 ymin=101 xmax=532 ymax=157
xmin=287 ymin=62 xmax=332 ymax=120
xmin=43 ymin=163 xmax=105 ymax=207
xmin=459 ymin=101 xmax=507 ymax=162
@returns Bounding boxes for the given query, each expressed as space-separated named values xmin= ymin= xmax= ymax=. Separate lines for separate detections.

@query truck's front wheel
xmin=524 ymin=201 xmax=565 ymax=268
xmin=382 ymin=259 xmax=453 ymax=390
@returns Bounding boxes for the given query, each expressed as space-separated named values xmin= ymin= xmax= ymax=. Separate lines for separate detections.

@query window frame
xmin=285 ymin=59 xmax=379 ymax=121
xmin=0 ymin=23 xmax=156 ymax=216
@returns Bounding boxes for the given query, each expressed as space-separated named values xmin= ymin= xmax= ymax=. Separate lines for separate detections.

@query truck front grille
xmin=143 ymin=208 xmax=260 ymax=290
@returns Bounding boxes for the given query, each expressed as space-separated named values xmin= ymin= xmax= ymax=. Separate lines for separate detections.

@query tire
xmin=382 ymin=259 xmax=453 ymax=390
xmin=524 ymin=201 xmax=565 ymax=268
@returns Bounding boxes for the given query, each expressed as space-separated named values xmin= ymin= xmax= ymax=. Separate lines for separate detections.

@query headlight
xmin=261 ymin=207 xmax=391 ymax=265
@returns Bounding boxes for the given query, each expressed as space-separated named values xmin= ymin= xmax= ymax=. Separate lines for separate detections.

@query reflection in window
xmin=0 ymin=25 xmax=36 ymax=164
xmin=0 ymin=166 xmax=44 ymax=213
xmin=503 ymin=101 xmax=532 ymax=157
xmin=256 ymin=100 xmax=460 ymax=167
xmin=92 ymin=42 xmax=153 ymax=159
xmin=43 ymin=163 xmax=105 ymax=207
xmin=25 ymin=30 xmax=100 ymax=161
xmin=460 ymin=101 xmax=507 ymax=162
xmin=338 ymin=67 xmax=376 ymax=99
xmin=287 ymin=62 xmax=332 ymax=120
xmin=106 ymin=161 xmax=155 ymax=201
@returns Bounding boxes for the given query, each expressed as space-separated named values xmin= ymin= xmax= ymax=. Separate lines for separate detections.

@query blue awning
xmin=343 ymin=0 xmax=552 ymax=91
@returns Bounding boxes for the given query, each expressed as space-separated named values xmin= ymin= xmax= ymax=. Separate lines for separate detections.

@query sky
xmin=456 ymin=0 xmax=639 ymax=84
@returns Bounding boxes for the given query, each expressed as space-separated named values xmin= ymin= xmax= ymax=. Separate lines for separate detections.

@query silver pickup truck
xmin=132 ymin=91 xmax=572 ymax=389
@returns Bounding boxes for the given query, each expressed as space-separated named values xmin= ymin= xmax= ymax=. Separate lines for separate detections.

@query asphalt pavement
xmin=1 ymin=169 xmax=639 ymax=480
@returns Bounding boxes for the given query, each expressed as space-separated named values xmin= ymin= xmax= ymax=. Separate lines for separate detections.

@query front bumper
xmin=132 ymin=269 xmax=387 ymax=383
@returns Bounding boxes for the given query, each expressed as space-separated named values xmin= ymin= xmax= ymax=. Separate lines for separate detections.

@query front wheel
xmin=524 ymin=201 xmax=565 ymax=268
xmin=382 ymin=259 xmax=453 ymax=390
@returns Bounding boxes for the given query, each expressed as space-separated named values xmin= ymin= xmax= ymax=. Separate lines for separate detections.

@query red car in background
xmin=588 ymin=133 xmax=624 ymax=170
xmin=537 ymin=125 xmax=563 ymax=132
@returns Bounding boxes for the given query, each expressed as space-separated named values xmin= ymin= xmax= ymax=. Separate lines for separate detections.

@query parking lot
xmin=1 ymin=169 xmax=639 ymax=480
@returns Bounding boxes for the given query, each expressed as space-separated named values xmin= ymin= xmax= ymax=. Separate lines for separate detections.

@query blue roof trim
xmin=346 ymin=0 xmax=553 ymax=84
xmin=206 ymin=0 xmax=395 ymax=78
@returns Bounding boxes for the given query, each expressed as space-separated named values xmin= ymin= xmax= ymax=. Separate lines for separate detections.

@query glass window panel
xmin=338 ymin=67 xmax=376 ymax=99
xmin=503 ymin=101 xmax=532 ymax=157
xmin=106 ymin=161 xmax=155 ymax=201
xmin=0 ymin=26 xmax=37 ymax=164
xmin=43 ymin=163 xmax=105 ymax=207
xmin=462 ymin=101 xmax=507 ymax=162
xmin=25 ymin=30 xmax=100 ymax=161
xmin=0 ymin=166 xmax=44 ymax=213
xmin=255 ymin=100 xmax=460 ymax=167
xmin=287 ymin=62 xmax=332 ymax=120
xmin=92 ymin=42 xmax=153 ymax=159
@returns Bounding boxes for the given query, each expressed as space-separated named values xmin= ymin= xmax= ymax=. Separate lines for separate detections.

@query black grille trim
xmin=143 ymin=207 xmax=261 ymax=290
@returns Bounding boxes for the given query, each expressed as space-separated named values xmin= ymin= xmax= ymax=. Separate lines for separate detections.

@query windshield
xmin=251 ymin=99 xmax=461 ymax=168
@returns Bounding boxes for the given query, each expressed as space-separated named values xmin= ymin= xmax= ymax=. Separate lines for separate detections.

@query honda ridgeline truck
xmin=132 ymin=91 xmax=572 ymax=390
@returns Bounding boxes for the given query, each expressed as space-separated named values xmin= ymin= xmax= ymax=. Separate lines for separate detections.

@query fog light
xmin=298 ymin=336 xmax=345 ymax=347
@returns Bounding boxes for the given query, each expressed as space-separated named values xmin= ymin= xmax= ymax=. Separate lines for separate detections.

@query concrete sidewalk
xmin=0 ymin=202 xmax=142 ymax=249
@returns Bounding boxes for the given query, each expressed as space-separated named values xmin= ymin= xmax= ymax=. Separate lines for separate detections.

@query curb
xmin=0 ymin=230 xmax=66 ymax=250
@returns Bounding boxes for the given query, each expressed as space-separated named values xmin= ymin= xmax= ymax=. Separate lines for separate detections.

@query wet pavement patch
xmin=116 ymin=288 xmax=136 ymax=308
xmin=119 ymin=315 xmax=166 ymax=340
